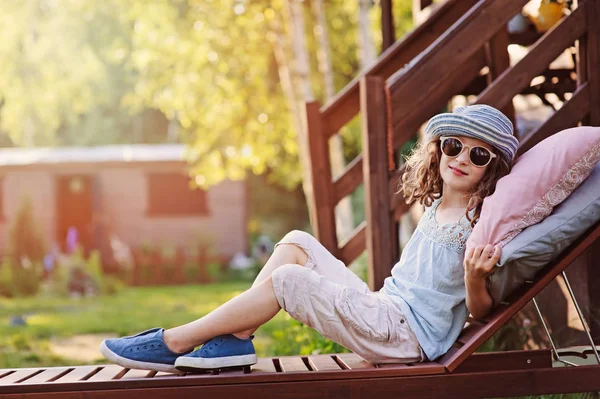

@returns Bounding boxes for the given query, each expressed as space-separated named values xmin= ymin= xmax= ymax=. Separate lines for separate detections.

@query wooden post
xmin=584 ymin=0 xmax=600 ymax=342
xmin=381 ymin=0 xmax=395 ymax=51
xmin=305 ymin=101 xmax=338 ymax=255
xmin=576 ymin=1 xmax=589 ymax=124
xmin=361 ymin=76 xmax=397 ymax=291
xmin=485 ymin=26 xmax=516 ymax=125
xmin=585 ymin=0 xmax=599 ymax=125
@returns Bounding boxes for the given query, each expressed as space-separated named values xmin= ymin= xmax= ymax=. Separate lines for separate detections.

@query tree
xmin=312 ymin=0 xmax=354 ymax=238
xmin=0 ymin=0 xmax=414 ymax=196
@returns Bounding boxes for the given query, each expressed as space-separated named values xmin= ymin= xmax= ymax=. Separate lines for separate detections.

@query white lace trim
xmin=418 ymin=199 xmax=473 ymax=252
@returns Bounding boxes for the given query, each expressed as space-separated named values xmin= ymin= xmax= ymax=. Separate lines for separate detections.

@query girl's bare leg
xmin=163 ymin=244 xmax=308 ymax=353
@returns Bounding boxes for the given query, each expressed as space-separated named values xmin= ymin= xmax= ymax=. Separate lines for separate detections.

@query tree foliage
xmin=0 ymin=0 xmax=413 ymax=189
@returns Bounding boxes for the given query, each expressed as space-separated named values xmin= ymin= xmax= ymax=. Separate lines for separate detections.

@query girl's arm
xmin=463 ymin=244 xmax=502 ymax=319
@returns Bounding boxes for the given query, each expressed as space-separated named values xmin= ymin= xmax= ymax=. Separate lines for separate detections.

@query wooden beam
xmin=381 ymin=0 xmax=395 ymax=51
xmin=388 ymin=0 xmax=529 ymax=131
xmin=453 ymin=349 xmax=552 ymax=373
xmin=485 ymin=26 xmax=515 ymax=124
xmin=321 ymin=0 xmax=478 ymax=139
xmin=361 ymin=76 xmax=397 ymax=290
xmin=516 ymin=83 xmax=590 ymax=156
xmin=338 ymin=222 xmax=366 ymax=266
xmin=333 ymin=156 xmax=362 ymax=206
xmin=477 ymin=4 xmax=588 ymax=109
xmin=585 ymin=0 xmax=600 ymax=125
xmin=305 ymin=102 xmax=338 ymax=255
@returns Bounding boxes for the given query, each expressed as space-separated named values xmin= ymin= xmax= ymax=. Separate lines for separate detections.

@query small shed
xmin=0 ymin=144 xmax=248 ymax=267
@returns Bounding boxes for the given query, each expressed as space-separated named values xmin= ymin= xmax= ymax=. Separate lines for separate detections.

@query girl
xmin=100 ymin=104 xmax=519 ymax=372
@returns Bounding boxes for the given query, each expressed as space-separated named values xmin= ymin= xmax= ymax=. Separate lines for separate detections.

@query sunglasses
xmin=440 ymin=136 xmax=497 ymax=167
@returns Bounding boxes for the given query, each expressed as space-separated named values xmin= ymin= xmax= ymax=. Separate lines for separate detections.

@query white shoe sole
xmin=175 ymin=353 xmax=258 ymax=371
xmin=100 ymin=340 xmax=178 ymax=373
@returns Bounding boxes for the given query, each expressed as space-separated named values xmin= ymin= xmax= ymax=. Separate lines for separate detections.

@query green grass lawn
xmin=0 ymin=282 xmax=347 ymax=369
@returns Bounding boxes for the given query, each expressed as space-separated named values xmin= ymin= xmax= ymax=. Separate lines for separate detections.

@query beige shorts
xmin=271 ymin=230 xmax=424 ymax=364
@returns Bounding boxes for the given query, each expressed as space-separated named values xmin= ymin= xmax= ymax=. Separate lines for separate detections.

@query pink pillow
xmin=467 ymin=126 xmax=600 ymax=250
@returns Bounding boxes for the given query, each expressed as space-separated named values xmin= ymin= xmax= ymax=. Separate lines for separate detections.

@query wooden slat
xmin=86 ymin=365 xmax=126 ymax=382
xmin=477 ymin=4 xmax=587 ymax=109
xmin=19 ymin=367 xmax=72 ymax=384
xmin=278 ymin=357 xmax=310 ymax=373
xmin=338 ymin=221 xmax=366 ymax=266
xmin=333 ymin=155 xmax=363 ymax=205
xmin=52 ymin=366 xmax=99 ymax=383
xmin=305 ymin=101 xmax=338 ymax=254
xmin=153 ymin=371 xmax=183 ymax=378
xmin=361 ymin=76 xmax=398 ymax=291
xmin=0 ymin=369 xmax=43 ymax=385
xmin=516 ymin=83 xmax=590 ymax=156
xmin=440 ymin=221 xmax=600 ymax=372
xmin=121 ymin=368 xmax=154 ymax=379
xmin=388 ymin=0 xmax=528 ymax=129
xmin=252 ymin=358 xmax=278 ymax=373
xmin=335 ymin=353 xmax=375 ymax=370
xmin=348 ymin=357 xmax=446 ymax=376
xmin=307 ymin=355 xmax=343 ymax=372
xmin=462 ymin=68 xmax=577 ymax=97
xmin=321 ymin=0 xmax=478 ymax=138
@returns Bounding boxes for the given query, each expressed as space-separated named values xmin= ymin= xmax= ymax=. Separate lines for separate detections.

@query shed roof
xmin=0 ymin=144 xmax=186 ymax=166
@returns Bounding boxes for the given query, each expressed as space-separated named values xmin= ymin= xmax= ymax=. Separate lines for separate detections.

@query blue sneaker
xmin=100 ymin=328 xmax=191 ymax=373
xmin=175 ymin=334 xmax=257 ymax=372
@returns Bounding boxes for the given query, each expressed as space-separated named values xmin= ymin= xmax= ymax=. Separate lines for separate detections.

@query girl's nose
xmin=455 ymin=148 xmax=470 ymax=164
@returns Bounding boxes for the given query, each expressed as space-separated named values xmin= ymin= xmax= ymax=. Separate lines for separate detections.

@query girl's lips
xmin=450 ymin=166 xmax=467 ymax=176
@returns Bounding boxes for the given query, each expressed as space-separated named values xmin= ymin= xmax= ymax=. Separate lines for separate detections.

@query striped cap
xmin=424 ymin=104 xmax=519 ymax=161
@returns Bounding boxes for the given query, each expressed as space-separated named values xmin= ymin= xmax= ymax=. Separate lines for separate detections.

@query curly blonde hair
xmin=397 ymin=137 xmax=513 ymax=227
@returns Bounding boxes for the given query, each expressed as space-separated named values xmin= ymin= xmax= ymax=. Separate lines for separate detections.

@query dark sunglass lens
xmin=470 ymin=147 xmax=491 ymax=166
xmin=441 ymin=138 xmax=462 ymax=156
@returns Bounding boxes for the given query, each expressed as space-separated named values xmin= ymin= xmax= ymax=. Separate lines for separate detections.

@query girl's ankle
xmin=163 ymin=329 xmax=192 ymax=354
xmin=232 ymin=332 xmax=253 ymax=340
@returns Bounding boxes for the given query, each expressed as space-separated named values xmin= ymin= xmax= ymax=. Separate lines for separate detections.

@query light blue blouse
xmin=381 ymin=198 xmax=474 ymax=361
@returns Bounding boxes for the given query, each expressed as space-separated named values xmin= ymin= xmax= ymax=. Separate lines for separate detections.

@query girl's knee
xmin=277 ymin=230 xmax=313 ymax=264
xmin=281 ymin=230 xmax=317 ymax=247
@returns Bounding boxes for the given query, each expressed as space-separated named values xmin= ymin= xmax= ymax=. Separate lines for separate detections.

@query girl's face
xmin=439 ymin=136 xmax=495 ymax=194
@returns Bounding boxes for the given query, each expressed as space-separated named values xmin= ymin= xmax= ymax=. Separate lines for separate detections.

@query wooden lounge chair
xmin=2 ymin=221 xmax=599 ymax=398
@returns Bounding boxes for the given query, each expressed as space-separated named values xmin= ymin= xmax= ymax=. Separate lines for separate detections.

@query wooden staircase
xmin=306 ymin=0 xmax=599 ymax=291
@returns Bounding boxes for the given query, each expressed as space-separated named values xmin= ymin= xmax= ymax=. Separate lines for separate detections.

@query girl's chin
xmin=442 ymin=173 xmax=474 ymax=191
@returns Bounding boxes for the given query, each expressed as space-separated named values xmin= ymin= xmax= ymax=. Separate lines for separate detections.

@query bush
xmin=0 ymin=257 xmax=43 ymax=297
xmin=9 ymin=196 xmax=46 ymax=263
xmin=0 ymin=197 xmax=47 ymax=297
xmin=44 ymin=248 xmax=121 ymax=297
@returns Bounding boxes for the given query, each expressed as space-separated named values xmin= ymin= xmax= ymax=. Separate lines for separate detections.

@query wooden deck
xmin=3 ymin=351 xmax=600 ymax=398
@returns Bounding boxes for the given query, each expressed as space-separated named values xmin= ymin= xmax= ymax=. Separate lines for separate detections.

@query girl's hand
xmin=464 ymin=244 xmax=501 ymax=282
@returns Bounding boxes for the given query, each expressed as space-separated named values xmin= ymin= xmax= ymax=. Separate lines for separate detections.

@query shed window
xmin=147 ymin=173 xmax=209 ymax=216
